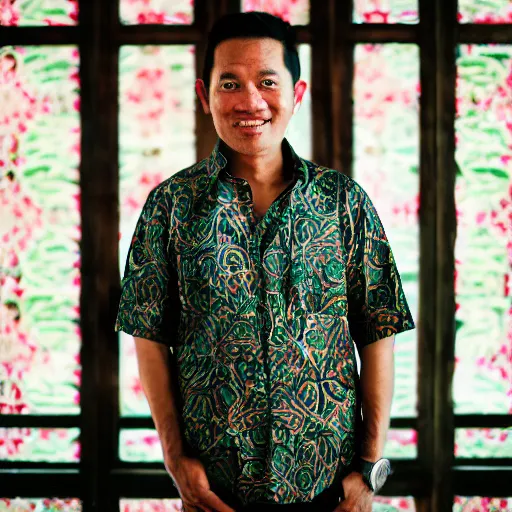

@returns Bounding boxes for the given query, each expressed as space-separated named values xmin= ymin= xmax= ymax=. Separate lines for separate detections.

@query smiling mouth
xmin=234 ymin=119 xmax=271 ymax=127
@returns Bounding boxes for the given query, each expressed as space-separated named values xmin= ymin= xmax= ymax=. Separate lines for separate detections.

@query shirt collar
xmin=205 ymin=138 xmax=309 ymax=187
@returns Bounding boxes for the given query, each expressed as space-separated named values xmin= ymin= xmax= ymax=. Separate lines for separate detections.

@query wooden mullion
xmin=0 ymin=415 xmax=79 ymax=428
xmin=1 ymin=26 xmax=79 ymax=45
xmin=452 ymin=466 xmax=512 ymax=496
xmin=0 ymin=470 xmax=81 ymax=497
xmin=434 ymin=0 xmax=458 ymax=509
xmin=116 ymin=25 xmax=201 ymax=45
xmin=416 ymin=0 xmax=439 ymax=510
xmin=459 ymin=23 xmax=512 ymax=44
xmin=310 ymin=0 xmax=337 ymax=168
xmin=194 ymin=0 xmax=217 ymax=162
xmin=454 ymin=415 xmax=512 ymax=428
xmin=345 ymin=23 xmax=419 ymax=43
xmin=335 ymin=0 xmax=354 ymax=177
xmin=79 ymin=0 xmax=120 ymax=509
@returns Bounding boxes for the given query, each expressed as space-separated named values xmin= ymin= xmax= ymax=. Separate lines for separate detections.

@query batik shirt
xmin=115 ymin=139 xmax=415 ymax=506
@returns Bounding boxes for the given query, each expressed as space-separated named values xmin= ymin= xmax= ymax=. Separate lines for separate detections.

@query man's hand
xmin=166 ymin=455 xmax=236 ymax=512
xmin=334 ymin=471 xmax=373 ymax=512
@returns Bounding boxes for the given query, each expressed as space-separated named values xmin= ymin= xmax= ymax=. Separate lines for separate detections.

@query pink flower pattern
xmin=353 ymin=0 xmax=419 ymax=24
xmin=0 ymin=46 xmax=81 ymax=461
xmin=120 ymin=0 xmax=193 ymax=25
xmin=454 ymin=45 xmax=512 ymax=416
xmin=0 ymin=498 xmax=81 ymax=511
xmin=454 ymin=496 xmax=512 ymax=512
xmin=459 ymin=0 xmax=512 ymax=23
xmin=0 ymin=0 xmax=78 ymax=26
xmin=242 ymin=0 xmax=309 ymax=25
xmin=119 ymin=45 xmax=195 ymax=417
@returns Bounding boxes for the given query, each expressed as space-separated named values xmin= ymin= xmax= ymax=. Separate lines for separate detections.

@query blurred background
xmin=0 ymin=0 xmax=511 ymax=511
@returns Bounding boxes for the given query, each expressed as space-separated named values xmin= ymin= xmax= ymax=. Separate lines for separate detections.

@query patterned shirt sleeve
xmin=345 ymin=182 xmax=415 ymax=350
xmin=114 ymin=185 xmax=179 ymax=346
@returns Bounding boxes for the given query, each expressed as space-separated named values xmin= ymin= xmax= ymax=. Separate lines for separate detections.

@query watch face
xmin=371 ymin=459 xmax=391 ymax=492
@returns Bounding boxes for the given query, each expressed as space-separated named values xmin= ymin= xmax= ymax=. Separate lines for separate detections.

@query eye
xmin=262 ymin=79 xmax=276 ymax=87
xmin=221 ymin=82 xmax=238 ymax=90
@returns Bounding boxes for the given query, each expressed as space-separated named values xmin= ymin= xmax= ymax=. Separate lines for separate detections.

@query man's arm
xmin=134 ymin=337 xmax=184 ymax=465
xmin=359 ymin=334 xmax=395 ymax=462
xmin=134 ymin=337 xmax=235 ymax=512
xmin=336 ymin=335 xmax=394 ymax=512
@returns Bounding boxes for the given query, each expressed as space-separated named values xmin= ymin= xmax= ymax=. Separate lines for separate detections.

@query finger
xmin=200 ymin=489 xmax=236 ymax=512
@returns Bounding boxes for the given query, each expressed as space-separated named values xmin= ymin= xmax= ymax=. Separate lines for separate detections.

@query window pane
xmin=353 ymin=44 xmax=420 ymax=418
xmin=242 ymin=0 xmax=310 ymax=25
xmin=384 ymin=429 xmax=417 ymax=459
xmin=0 ymin=499 xmax=81 ymax=511
xmin=454 ymin=497 xmax=512 ymax=511
xmin=0 ymin=0 xmax=78 ymax=25
xmin=119 ymin=0 xmax=193 ymax=25
xmin=454 ymin=45 xmax=512 ymax=415
xmin=120 ymin=500 xmax=182 ymax=512
xmin=353 ymin=0 xmax=418 ymax=23
xmin=119 ymin=429 xmax=162 ymax=462
xmin=373 ymin=497 xmax=416 ymax=511
xmin=0 ymin=428 xmax=80 ymax=462
xmin=285 ymin=45 xmax=312 ymax=160
xmin=459 ymin=0 xmax=512 ymax=23
xmin=0 ymin=46 xmax=81 ymax=416
xmin=455 ymin=428 xmax=512 ymax=458
xmin=118 ymin=45 xmax=196 ymax=417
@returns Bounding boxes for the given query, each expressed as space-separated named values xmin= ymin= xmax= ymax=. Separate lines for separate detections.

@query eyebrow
xmin=218 ymin=69 xmax=280 ymax=81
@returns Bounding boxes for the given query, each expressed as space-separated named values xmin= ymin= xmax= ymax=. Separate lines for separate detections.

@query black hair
xmin=202 ymin=12 xmax=301 ymax=91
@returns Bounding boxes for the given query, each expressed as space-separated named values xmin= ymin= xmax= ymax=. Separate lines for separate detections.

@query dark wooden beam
xmin=116 ymin=25 xmax=201 ymax=45
xmin=335 ymin=0 xmax=354 ymax=177
xmin=0 ymin=27 xmax=78 ymax=45
xmin=0 ymin=415 xmax=79 ymax=428
xmin=194 ymin=0 xmax=218 ymax=162
xmin=310 ymin=0 xmax=340 ymax=169
xmin=459 ymin=24 xmax=512 ymax=44
xmin=454 ymin=415 xmax=512 ymax=428
xmin=453 ymin=467 xmax=512 ymax=496
xmin=79 ymin=0 xmax=120 ymax=509
xmin=345 ymin=23 xmax=418 ymax=43
xmin=0 ymin=470 xmax=81 ymax=497
xmin=416 ymin=0 xmax=438 ymax=509
xmin=433 ymin=0 xmax=458 ymax=510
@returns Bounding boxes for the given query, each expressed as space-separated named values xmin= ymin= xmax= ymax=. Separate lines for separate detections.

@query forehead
xmin=212 ymin=38 xmax=287 ymax=73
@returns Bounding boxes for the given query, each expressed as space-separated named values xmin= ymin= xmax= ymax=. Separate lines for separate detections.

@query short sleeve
xmin=114 ymin=185 xmax=180 ymax=346
xmin=344 ymin=182 xmax=415 ymax=351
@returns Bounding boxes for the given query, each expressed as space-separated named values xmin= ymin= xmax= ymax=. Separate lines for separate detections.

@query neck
xmin=227 ymin=144 xmax=286 ymax=187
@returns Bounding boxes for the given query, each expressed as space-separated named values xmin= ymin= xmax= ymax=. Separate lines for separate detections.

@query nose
xmin=235 ymin=83 xmax=268 ymax=112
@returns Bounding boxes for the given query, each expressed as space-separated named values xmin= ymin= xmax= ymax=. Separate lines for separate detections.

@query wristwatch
xmin=353 ymin=457 xmax=391 ymax=493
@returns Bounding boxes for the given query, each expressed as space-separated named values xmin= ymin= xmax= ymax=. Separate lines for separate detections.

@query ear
xmin=195 ymin=79 xmax=211 ymax=114
xmin=292 ymin=79 xmax=307 ymax=115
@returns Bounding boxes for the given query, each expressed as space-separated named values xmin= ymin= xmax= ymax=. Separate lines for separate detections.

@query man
xmin=115 ymin=12 xmax=415 ymax=512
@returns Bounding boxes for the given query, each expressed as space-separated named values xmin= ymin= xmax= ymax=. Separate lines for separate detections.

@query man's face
xmin=196 ymin=37 xmax=307 ymax=157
